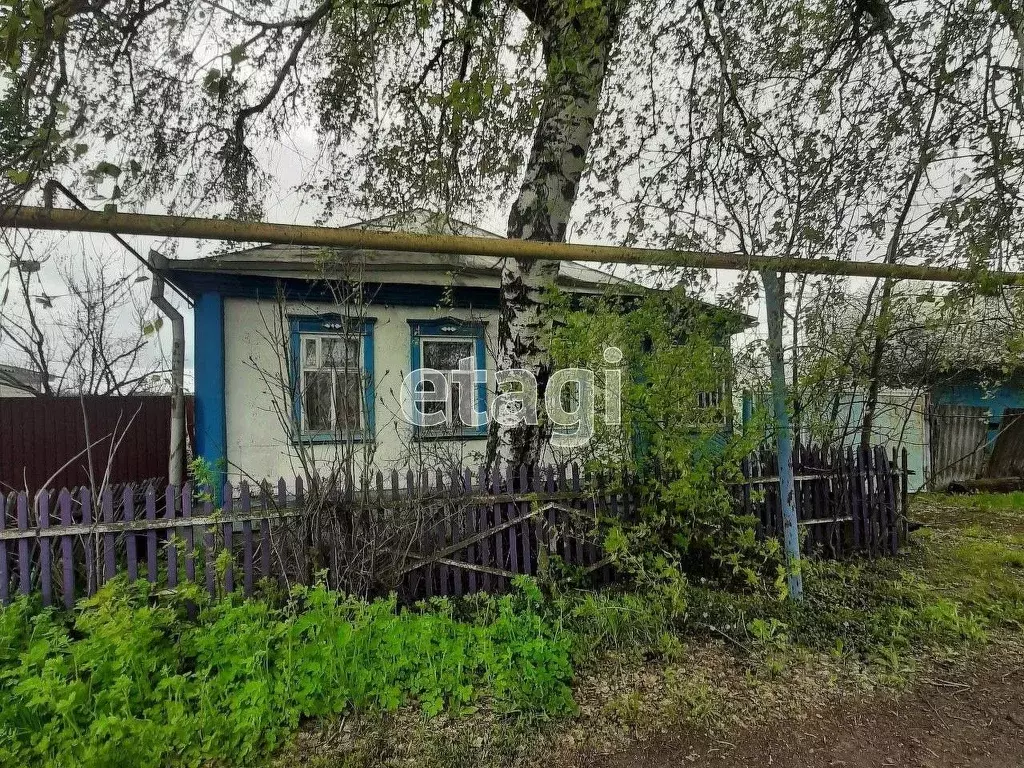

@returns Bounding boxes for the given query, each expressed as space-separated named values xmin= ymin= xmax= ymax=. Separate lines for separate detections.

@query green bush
xmin=549 ymin=294 xmax=780 ymax=594
xmin=0 ymin=577 xmax=574 ymax=768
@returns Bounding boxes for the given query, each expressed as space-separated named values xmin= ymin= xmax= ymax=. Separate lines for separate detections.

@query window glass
xmin=422 ymin=339 xmax=473 ymax=371
xmin=303 ymin=337 xmax=318 ymax=367
xmin=334 ymin=371 xmax=362 ymax=430
xmin=299 ymin=332 xmax=364 ymax=434
xmin=323 ymin=337 xmax=358 ymax=368
xmin=420 ymin=338 xmax=476 ymax=428
xmin=416 ymin=373 xmax=447 ymax=417
xmin=303 ymin=369 xmax=333 ymax=432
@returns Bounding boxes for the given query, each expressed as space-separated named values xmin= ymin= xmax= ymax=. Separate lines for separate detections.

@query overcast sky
xmin=1 ymin=118 xmax=765 ymax=393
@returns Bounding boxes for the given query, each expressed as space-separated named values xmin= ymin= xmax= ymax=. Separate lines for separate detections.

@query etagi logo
xmin=400 ymin=347 xmax=623 ymax=447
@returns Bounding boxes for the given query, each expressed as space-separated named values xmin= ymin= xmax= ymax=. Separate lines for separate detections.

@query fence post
xmin=145 ymin=486 xmax=158 ymax=584
xmin=492 ymin=469 xmax=504 ymax=592
xmin=222 ymin=482 xmax=234 ymax=594
xmin=124 ymin=486 xmax=138 ymax=582
xmin=241 ymin=482 xmax=253 ymax=597
xmin=81 ymin=489 xmax=95 ymax=596
xmin=901 ymin=447 xmax=910 ymax=543
xmin=849 ymin=448 xmax=862 ymax=552
xmin=475 ymin=467 xmax=489 ymax=593
xmin=102 ymin=489 xmax=115 ymax=583
xmin=182 ymin=483 xmax=195 ymax=583
xmin=260 ymin=481 xmax=273 ymax=582
xmin=17 ymin=493 xmax=30 ymax=595
xmin=518 ymin=465 xmax=533 ymax=581
xmin=504 ymin=464 xmax=519 ymax=582
xmin=274 ymin=478 xmax=287 ymax=583
xmin=59 ymin=490 xmax=74 ymax=608
xmin=165 ymin=485 xmax=178 ymax=589
xmin=203 ymin=490 xmax=215 ymax=597
xmin=0 ymin=492 xmax=8 ymax=605
xmin=37 ymin=492 xmax=52 ymax=607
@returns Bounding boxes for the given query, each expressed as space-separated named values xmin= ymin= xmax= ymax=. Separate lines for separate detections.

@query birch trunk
xmin=488 ymin=0 xmax=622 ymax=470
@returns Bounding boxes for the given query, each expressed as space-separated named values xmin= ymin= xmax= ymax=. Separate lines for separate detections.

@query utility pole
xmin=762 ymin=271 xmax=802 ymax=600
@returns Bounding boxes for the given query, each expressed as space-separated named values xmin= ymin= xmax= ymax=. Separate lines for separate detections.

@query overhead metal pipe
xmin=3 ymin=205 xmax=1024 ymax=285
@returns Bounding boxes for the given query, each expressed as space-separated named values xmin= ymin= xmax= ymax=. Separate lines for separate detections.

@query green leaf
xmin=204 ymin=68 xmax=222 ymax=93
xmin=6 ymin=168 xmax=29 ymax=184
xmin=143 ymin=316 xmax=165 ymax=336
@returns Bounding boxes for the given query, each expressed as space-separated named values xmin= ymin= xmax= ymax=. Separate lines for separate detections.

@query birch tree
xmin=490 ymin=0 xmax=623 ymax=468
xmin=0 ymin=0 xmax=628 ymax=468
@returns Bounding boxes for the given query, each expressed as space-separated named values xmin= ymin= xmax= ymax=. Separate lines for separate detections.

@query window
xmin=697 ymin=387 xmax=723 ymax=410
xmin=409 ymin=319 xmax=487 ymax=437
xmin=290 ymin=316 xmax=375 ymax=441
xmin=301 ymin=335 xmax=362 ymax=432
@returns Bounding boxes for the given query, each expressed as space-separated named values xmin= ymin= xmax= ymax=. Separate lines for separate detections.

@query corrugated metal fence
xmin=0 ymin=396 xmax=194 ymax=494
xmin=928 ymin=404 xmax=990 ymax=490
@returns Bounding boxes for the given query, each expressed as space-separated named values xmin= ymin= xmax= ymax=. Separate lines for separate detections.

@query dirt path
xmin=586 ymin=651 xmax=1024 ymax=768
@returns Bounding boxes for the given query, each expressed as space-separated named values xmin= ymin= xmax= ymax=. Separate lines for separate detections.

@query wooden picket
xmin=0 ymin=450 xmax=910 ymax=607
xmin=739 ymin=444 xmax=909 ymax=558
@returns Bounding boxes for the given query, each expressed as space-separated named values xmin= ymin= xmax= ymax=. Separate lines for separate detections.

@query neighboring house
xmin=795 ymin=374 xmax=1024 ymax=492
xmin=929 ymin=372 xmax=1024 ymax=445
xmin=921 ymin=370 xmax=1024 ymax=489
xmin=157 ymin=211 xmax=750 ymax=484
xmin=791 ymin=291 xmax=1024 ymax=490
xmin=0 ymin=364 xmax=46 ymax=397
xmin=791 ymin=388 xmax=931 ymax=492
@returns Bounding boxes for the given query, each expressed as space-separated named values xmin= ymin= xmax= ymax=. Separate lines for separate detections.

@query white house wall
xmin=223 ymin=296 xmax=500 ymax=483
xmin=818 ymin=389 xmax=930 ymax=492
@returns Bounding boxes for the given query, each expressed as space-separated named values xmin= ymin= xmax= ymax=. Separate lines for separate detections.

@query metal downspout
xmin=149 ymin=251 xmax=186 ymax=487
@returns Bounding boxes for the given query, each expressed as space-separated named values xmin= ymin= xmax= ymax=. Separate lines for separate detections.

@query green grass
xmin=547 ymin=492 xmax=1024 ymax=676
xmin=0 ymin=579 xmax=575 ymax=768
xmin=4 ymin=491 xmax=1024 ymax=768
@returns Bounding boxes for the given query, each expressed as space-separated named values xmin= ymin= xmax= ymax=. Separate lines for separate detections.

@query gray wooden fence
xmin=741 ymin=444 xmax=910 ymax=558
xmin=984 ymin=408 xmax=1024 ymax=479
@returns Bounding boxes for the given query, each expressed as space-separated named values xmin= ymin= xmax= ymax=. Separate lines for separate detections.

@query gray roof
xmin=0 ymin=364 xmax=46 ymax=393
xmin=162 ymin=209 xmax=752 ymax=325
xmin=164 ymin=210 xmax=635 ymax=294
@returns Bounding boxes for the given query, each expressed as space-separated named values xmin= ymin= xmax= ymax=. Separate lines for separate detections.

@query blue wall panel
xmin=193 ymin=291 xmax=226 ymax=485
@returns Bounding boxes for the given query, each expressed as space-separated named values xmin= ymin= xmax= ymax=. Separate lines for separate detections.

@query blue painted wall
xmin=932 ymin=377 xmax=1024 ymax=443
xmin=193 ymin=291 xmax=226 ymax=487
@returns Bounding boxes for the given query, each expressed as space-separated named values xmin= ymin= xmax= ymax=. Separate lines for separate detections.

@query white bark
xmin=488 ymin=0 xmax=622 ymax=470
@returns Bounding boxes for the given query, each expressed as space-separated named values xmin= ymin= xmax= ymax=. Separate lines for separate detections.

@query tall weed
xmin=0 ymin=577 xmax=573 ymax=768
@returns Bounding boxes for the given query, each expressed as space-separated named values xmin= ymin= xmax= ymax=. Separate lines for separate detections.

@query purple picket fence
xmin=0 ymin=451 xmax=911 ymax=607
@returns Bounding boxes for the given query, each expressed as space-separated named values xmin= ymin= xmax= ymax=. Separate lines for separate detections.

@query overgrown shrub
xmin=0 ymin=577 xmax=574 ymax=768
xmin=549 ymin=292 xmax=780 ymax=592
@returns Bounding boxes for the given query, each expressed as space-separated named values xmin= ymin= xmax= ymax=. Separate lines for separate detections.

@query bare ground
xmin=580 ymin=645 xmax=1024 ymax=768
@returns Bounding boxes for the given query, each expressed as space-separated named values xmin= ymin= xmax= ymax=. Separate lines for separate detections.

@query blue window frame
xmin=289 ymin=315 xmax=376 ymax=442
xmin=408 ymin=318 xmax=488 ymax=438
